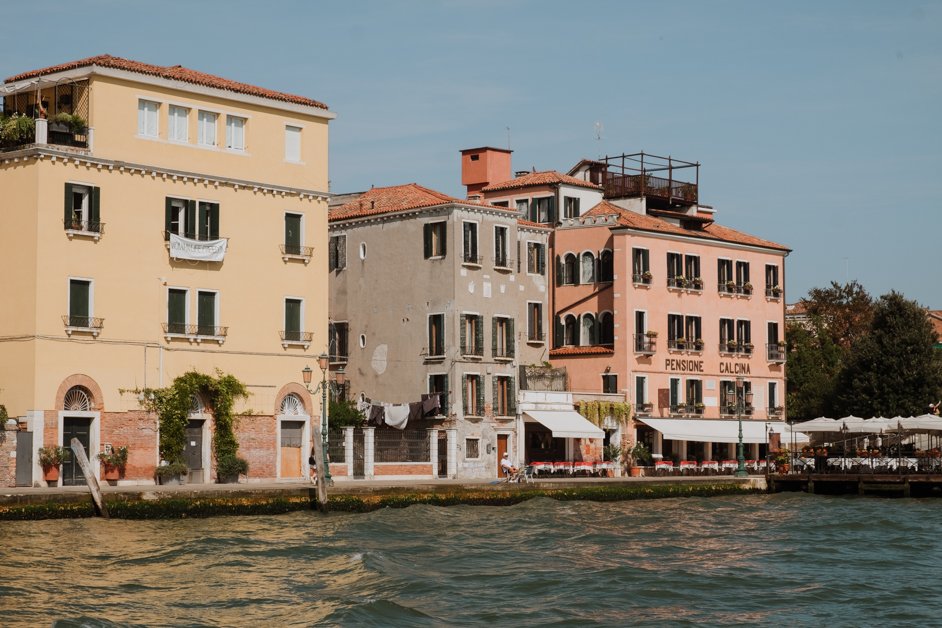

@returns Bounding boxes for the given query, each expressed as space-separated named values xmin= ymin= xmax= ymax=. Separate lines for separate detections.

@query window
xmin=167 ymin=288 xmax=188 ymax=334
xmin=491 ymin=200 xmax=509 ymax=208
xmin=226 ymin=115 xmax=246 ymax=150
xmin=516 ymin=199 xmax=529 ymax=214
xmin=429 ymin=374 xmax=449 ymax=416
xmin=168 ymin=105 xmax=189 ymax=142
xmin=284 ymin=298 xmax=303 ymax=342
xmin=562 ymin=314 xmax=578 ymax=346
xmin=494 ymin=375 xmax=516 ymax=416
xmin=720 ymin=318 xmax=735 ymax=351
xmin=494 ymin=225 xmax=509 ymax=268
xmin=718 ymin=259 xmax=733 ymax=293
xmin=63 ymin=183 xmax=101 ymax=233
xmin=599 ymin=312 xmax=614 ymax=345
xmin=329 ymin=321 xmax=349 ymax=362
xmin=685 ymin=255 xmax=701 ymax=287
xmin=598 ymin=250 xmax=614 ymax=283
xmin=138 ymin=99 xmax=158 ymax=137
xmin=667 ymin=252 xmax=684 ymax=287
xmin=461 ymin=314 xmax=484 ymax=357
xmin=563 ymin=196 xmax=580 ymax=219
xmin=464 ymin=375 xmax=484 ymax=417
xmin=765 ymin=264 xmax=781 ymax=297
xmin=581 ymin=252 xmax=596 ymax=284
xmin=634 ymin=311 xmax=652 ymax=352
xmin=285 ymin=125 xmax=302 ymax=162
xmin=669 ymin=377 xmax=681 ymax=413
xmin=466 ymin=437 xmax=481 ymax=459
xmin=737 ymin=320 xmax=753 ymax=353
xmin=768 ymin=322 xmax=784 ymax=361
xmin=635 ymin=375 xmax=647 ymax=407
xmin=197 ymin=111 xmax=217 ymax=146
xmin=685 ymin=316 xmax=703 ymax=349
xmin=527 ymin=242 xmax=546 ymax=275
xmin=462 ymin=221 xmax=479 ymax=264
xmin=328 ymin=234 xmax=346 ymax=271
xmin=164 ymin=198 xmax=219 ymax=241
xmin=493 ymin=316 xmax=514 ymax=359
xmin=632 ymin=248 xmax=650 ymax=283
xmin=68 ymin=279 xmax=92 ymax=327
xmin=423 ymin=222 xmax=447 ymax=259
xmin=530 ymin=196 xmax=555 ymax=223
xmin=768 ymin=382 xmax=779 ymax=412
xmin=359 ymin=242 xmax=367 ymax=260
xmin=686 ymin=379 xmax=703 ymax=411
xmin=668 ymin=313 xmax=684 ymax=349
xmin=197 ymin=291 xmax=218 ymax=336
xmin=428 ymin=314 xmax=445 ymax=357
xmin=720 ymin=380 xmax=736 ymax=413
xmin=602 ymin=373 xmax=617 ymax=394
xmin=581 ymin=313 xmax=597 ymax=346
xmin=527 ymin=303 xmax=544 ymax=342
xmin=559 ymin=253 xmax=578 ymax=285
xmin=736 ymin=261 xmax=751 ymax=291
xmin=284 ymin=213 xmax=303 ymax=255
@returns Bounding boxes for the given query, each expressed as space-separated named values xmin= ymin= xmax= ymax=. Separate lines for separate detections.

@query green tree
xmin=803 ymin=280 xmax=874 ymax=350
xmin=785 ymin=319 xmax=843 ymax=420
xmin=834 ymin=292 xmax=942 ymax=416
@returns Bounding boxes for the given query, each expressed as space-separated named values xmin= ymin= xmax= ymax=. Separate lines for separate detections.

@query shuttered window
xmin=138 ymin=100 xmax=158 ymax=137
xmin=285 ymin=125 xmax=302 ymax=162
xmin=493 ymin=375 xmax=516 ymax=416
xmin=285 ymin=299 xmax=302 ymax=340
xmin=197 ymin=291 xmax=217 ymax=336
xmin=462 ymin=222 xmax=478 ymax=263
xmin=493 ymin=317 xmax=514 ymax=358
xmin=165 ymin=198 xmax=218 ymax=240
xmin=63 ymin=183 xmax=100 ymax=233
xmin=69 ymin=279 xmax=91 ymax=326
xmin=527 ymin=242 xmax=545 ymax=275
xmin=428 ymin=314 xmax=445 ymax=357
xmin=423 ymin=222 xmax=446 ymax=258
xmin=197 ymin=111 xmax=217 ymax=146
xmin=226 ymin=115 xmax=246 ymax=150
xmin=329 ymin=235 xmax=347 ymax=271
xmin=429 ymin=374 xmax=449 ymax=416
xmin=167 ymin=289 xmax=187 ymax=334
xmin=285 ymin=213 xmax=302 ymax=254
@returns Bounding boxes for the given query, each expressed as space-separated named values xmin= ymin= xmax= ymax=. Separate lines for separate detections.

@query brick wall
xmin=329 ymin=463 xmax=347 ymax=477
xmin=100 ymin=411 xmax=158 ymax=480
xmin=234 ymin=415 xmax=276 ymax=479
xmin=374 ymin=463 xmax=434 ymax=476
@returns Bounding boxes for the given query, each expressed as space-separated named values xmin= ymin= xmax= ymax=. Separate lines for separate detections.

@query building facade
xmin=0 ymin=55 xmax=333 ymax=486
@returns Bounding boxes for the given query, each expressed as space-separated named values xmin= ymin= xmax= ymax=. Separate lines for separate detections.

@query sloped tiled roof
xmin=517 ymin=218 xmax=553 ymax=231
xmin=329 ymin=183 xmax=517 ymax=222
xmin=583 ymin=201 xmax=790 ymax=252
xmin=482 ymin=170 xmax=601 ymax=192
xmin=549 ymin=346 xmax=615 ymax=357
xmin=5 ymin=54 xmax=329 ymax=110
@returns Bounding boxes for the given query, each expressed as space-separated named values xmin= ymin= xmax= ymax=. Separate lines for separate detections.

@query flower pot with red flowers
xmin=97 ymin=445 xmax=128 ymax=482
xmin=38 ymin=446 xmax=67 ymax=483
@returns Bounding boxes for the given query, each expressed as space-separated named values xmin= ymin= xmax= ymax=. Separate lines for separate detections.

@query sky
xmin=3 ymin=0 xmax=940 ymax=307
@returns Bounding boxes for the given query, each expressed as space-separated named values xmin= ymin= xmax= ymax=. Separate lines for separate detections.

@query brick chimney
xmin=460 ymin=147 xmax=512 ymax=198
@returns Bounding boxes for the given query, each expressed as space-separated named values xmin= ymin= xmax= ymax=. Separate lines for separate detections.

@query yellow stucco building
xmin=0 ymin=55 xmax=334 ymax=486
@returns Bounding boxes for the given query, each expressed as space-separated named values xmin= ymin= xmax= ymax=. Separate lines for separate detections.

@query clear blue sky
xmin=3 ymin=1 xmax=939 ymax=306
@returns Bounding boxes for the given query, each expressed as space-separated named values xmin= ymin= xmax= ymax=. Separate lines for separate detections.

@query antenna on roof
xmin=506 ymin=126 xmax=511 ymax=150
xmin=594 ymin=121 xmax=603 ymax=158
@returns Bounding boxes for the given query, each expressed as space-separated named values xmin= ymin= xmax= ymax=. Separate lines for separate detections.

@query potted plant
xmin=155 ymin=460 xmax=189 ymax=485
xmin=50 ymin=112 xmax=87 ymax=135
xmin=742 ymin=281 xmax=753 ymax=294
xmin=39 ymin=446 xmax=68 ymax=482
xmin=725 ymin=280 xmax=737 ymax=292
xmin=98 ymin=445 xmax=129 ymax=481
xmin=628 ymin=442 xmax=653 ymax=476
xmin=691 ymin=277 xmax=703 ymax=289
xmin=674 ymin=336 xmax=686 ymax=349
xmin=216 ymin=455 xmax=249 ymax=483
xmin=602 ymin=443 xmax=623 ymax=477
xmin=645 ymin=330 xmax=658 ymax=338
xmin=774 ymin=450 xmax=791 ymax=474
xmin=673 ymin=275 xmax=686 ymax=288
xmin=694 ymin=402 xmax=705 ymax=414
xmin=694 ymin=338 xmax=704 ymax=350
xmin=641 ymin=270 xmax=652 ymax=282
xmin=771 ymin=285 xmax=782 ymax=297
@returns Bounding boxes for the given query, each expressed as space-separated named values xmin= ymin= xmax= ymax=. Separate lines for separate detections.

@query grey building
xmin=328 ymin=183 xmax=551 ymax=479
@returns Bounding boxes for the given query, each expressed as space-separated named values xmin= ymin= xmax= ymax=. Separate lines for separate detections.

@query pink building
xmin=467 ymin=148 xmax=791 ymax=466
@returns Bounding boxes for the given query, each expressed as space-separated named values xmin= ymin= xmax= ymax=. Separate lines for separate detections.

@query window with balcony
xmin=493 ymin=316 xmax=514 ymax=359
xmin=164 ymin=197 xmax=219 ymax=241
xmin=461 ymin=314 xmax=484 ymax=357
xmin=329 ymin=321 xmax=349 ymax=362
xmin=737 ymin=320 xmax=753 ymax=354
xmin=669 ymin=377 xmax=681 ymax=413
xmin=685 ymin=316 xmax=703 ymax=351
xmin=138 ymin=99 xmax=159 ymax=137
xmin=598 ymin=249 xmax=614 ymax=283
xmin=494 ymin=225 xmax=509 ymax=269
xmin=718 ymin=258 xmax=734 ymax=293
xmin=166 ymin=288 xmax=188 ymax=335
xmin=581 ymin=252 xmax=596 ymax=284
xmin=686 ymin=379 xmax=703 ymax=414
xmin=65 ymin=278 xmax=100 ymax=336
xmin=428 ymin=313 xmax=445 ymax=358
xmin=462 ymin=221 xmax=480 ymax=265
xmin=635 ymin=311 xmax=654 ymax=353
xmin=685 ymin=255 xmax=702 ymax=290
xmin=563 ymin=196 xmax=580 ymax=219
xmin=285 ymin=125 xmax=302 ymax=162
xmin=282 ymin=213 xmax=311 ymax=261
xmin=765 ymin=264 xmax=782 ymax=298
xmin=197 ymin=110 xmax=217 ymax=146
xmin=767 ymin=321 xmax=785 ymax=362
xmin=667 ymin=252 xmax=684 ymax=288
xmin=494 ymin=375 xmax=516 ymax=416
xmin=424 ymin=222 xmax=447 ymax=258
xmin=768 ymin=382 xmax=781 ymax=415
xmin=527 ymin=242 xmax=546 ymax=275
xmin=527 ymin=302 xmax=544 ymax=342
xmin=635 ymin=375 xmax=649 ymax=412
xmin=668 ymin=313 xmax=685 ymax=350
xmin=64 ymin=183 xmax=102 ymax=235
xmin=283 ymin=298 xmax=311 ymax=347
xmin=632 ymin=247 xmax=651 ymax=284
xmin=429 ymin=374 xmax=449 ymax=416
xmin=736 ymin=260 xmax=752 ymax=294
xmin=168 ymin=105 xmax=189 ymax=142
xmin=197 ymin=290 xmax=220 ymax=337
xmin=464 ymin=374 xmax=484 ymax=417
xmin=720 ymin=318 xmax=735 ymax=353
xmin=602 ymin=373 xmax=617 ymax=394
xmin=328 ymin=234 xmax=346 ymax=271
xmin=226 ymin=115 xmax=246 ymax=151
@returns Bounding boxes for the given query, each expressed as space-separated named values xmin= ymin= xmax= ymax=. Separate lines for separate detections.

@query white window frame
xmin=526 ymin=300 xmax=544 ymax=343
xmin=526 ymin=240 xmax=545 ymax=276
xmin=196 ymin=288 xmax=221 ymax=339
xmin=67 ymin=276 xmax=94 ymax=318
xmin=165 ymin=286 xmax=191 ymax=337
xmin=138 ymin=99 xmax=159 ymax=138
xmin=226 ymin=115 xmax=247 ymax=151
xmin=515 ymin=198 xmax=529 ymax=214
xmin=462 ymin=219 xmax=480 ymax=265
xmin=285 ymin=124 xmax=302 ymax=163
xmin=197 ymin=110 xmax=218 ymax=147
xmin=465 ymin=437 xmax=481 ymax=460
xmin=635 ymin=375 xmax=648 ymax=405
xmin=427 ymin=312 xmax=445 ymax=358
xmin=168 ymin=105 xmax=189 ymax=143
xmin=67 ymin=183 xmax=90 ymax=228
xmin=493 ymin=224 xmax=509 ymax=268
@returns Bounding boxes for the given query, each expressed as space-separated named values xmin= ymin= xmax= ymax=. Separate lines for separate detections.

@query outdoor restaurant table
xmin=700 ymin=461 xmax=719 ymax=472
xmin=655 ymin=461 xmax=674 ymax=474
xmin=679 ymin=461 xmax=698 ymax=473
xmin=720 ymin=460 xmax=737 ymax=472
xmin=594 ymin=461 xmax=615 ymax=475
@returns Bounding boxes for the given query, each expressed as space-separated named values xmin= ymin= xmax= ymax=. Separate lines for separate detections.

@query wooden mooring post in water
xmin=70 ymin=437 xmax=109 ymax=518
xmin=311 ymin=424 xmax=328 ymax=510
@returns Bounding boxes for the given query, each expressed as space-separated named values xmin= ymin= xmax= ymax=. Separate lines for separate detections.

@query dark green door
xmin=62 ymin=417 xmax=91 ymax=486
xmin=285 ymin=299 xmax=301 ymax=341
xmin=168 ymin=289 xmax=187 ymax=334
xmin=197 ymin=291 xmax=215 ymax=336
xmin=69 ymin=279 xmax=90 ymax=327
xmin=285 ymin=214 xmax=301 ymax=255
xmin=184 ymin=420 xmax=203 ymax=472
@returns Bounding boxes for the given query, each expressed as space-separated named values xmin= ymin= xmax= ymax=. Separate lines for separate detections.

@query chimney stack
xmin=460 ymin=147 xmax=512 ymax=198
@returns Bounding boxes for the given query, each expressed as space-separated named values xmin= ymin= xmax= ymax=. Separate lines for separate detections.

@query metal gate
xmin=15 ymin=431 xmax=33 ymax=486
xmin=353 ymin=427 xmax=365 ymax=478
xmin=438 ymin=431 xmax=447 ymax=477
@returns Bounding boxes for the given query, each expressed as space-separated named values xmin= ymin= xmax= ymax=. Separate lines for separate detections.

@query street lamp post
xmin=302 ymin=355 xmax=345 ymax=486
xmin=734 ymin=376 xmax=748 ymax=477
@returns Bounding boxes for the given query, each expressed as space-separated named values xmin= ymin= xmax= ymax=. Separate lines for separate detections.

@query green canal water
xmin=2 ymin=493 xmax=940 ymax=626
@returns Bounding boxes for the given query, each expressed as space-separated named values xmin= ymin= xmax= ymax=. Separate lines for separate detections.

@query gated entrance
xmin=15 ymin=431 xmax=33 ymax=486
xmin=62 ymin=417 xmax=91 ymax=486
xmin=353 ymin=427 xmax=365 ymax=477
xmin=438 ymin=431 xmax=447 ymax=477
xmin=184 ymin=420 xmax=204 ymax=483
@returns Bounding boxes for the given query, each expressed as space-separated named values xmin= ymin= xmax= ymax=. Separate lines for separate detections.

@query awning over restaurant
xmin=524 ymin=411 xmax=605 ymax=439
xmin=637 ymin=418 xmax=809 ymax=444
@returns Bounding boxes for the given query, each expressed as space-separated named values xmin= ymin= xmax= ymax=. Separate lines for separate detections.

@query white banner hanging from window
xmin=169 ymin=233 xmax=228 ymax=262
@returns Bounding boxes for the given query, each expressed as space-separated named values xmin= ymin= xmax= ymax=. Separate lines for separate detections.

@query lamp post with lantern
xmin=302 ymin=354 xmax=345 ymax=486
xmin=725 ymin=375 xmax=752 ymax=478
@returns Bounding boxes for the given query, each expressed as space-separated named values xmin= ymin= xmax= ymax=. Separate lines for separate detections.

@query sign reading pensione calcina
xmin=665 ymin=359 xmax=751 ymax=375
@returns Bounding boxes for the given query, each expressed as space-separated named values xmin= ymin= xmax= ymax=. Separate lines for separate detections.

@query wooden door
xmin=62 ymin=417 xmax=90 ymax=486
xmin=185 ymin=420 xmax=204 ymax=479
xmin=497 ymin=434 xmax=509 ymax=478
xmin=280 ymin=421 xmax=304 ymax=478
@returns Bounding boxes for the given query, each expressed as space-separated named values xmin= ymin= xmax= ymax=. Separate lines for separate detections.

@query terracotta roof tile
xmin=549 ymin=346 xmax=615 ymax=357
xmin=516 ymin=218 xmax=553 ymax=231
xmin=583 ymin=201 xmax=790 ymax=252
xmin=329 ymin=183 xmax=517 ymax=222
xmin=482 ymin=170 xmax=601 ymax=192
xmin=5 ymin=54 xmax=328 ymax=110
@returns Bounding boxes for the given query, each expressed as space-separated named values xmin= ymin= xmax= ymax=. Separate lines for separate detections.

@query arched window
xmin=563 ymin=253 xmax=578 ymax=285
xmin=581 ymin=252 xmax=596 ymax=284
xmin=564 ymin=315 xmax=578 ymax=346
xmin=63 ymin=386 xmax=91 ymax=411
xmin=599 ymin=312 xmax=614 ymax=345
xmin=189 ymin=394 xmax=205 ymax=417
xmin=280 ymin=393 xmax=306 ymax=416
xmin=581 ymin=313 xmax=597 ymax=346
xmin=599 ymin=249 xmax=614 ymax=283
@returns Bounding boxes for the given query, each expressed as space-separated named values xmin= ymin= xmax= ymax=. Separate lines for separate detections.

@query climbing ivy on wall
xmin=576 ymin=400 xmax=632 ymax=427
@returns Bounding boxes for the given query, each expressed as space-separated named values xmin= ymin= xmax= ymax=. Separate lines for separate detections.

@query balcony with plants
xmin=1 ymin=79 xmax=91 ymax=152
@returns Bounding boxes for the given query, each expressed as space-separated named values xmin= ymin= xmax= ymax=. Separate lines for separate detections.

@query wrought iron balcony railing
xmin=62 ymin=315 xmax=103 ymax=336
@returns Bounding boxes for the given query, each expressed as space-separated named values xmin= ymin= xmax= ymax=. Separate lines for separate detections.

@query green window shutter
xmin=492 ymin=317 xmax=498 ymax=357
xmin=209 ymin=203 xmax=220 ymax=240
xmin=460 ymin=315 xmax=467 ymax=354
xmin=476 ymin=376 xmax=485 ymax=416
xmin=185 ymin=200 xmax=197 ymax=239
xmin=337 ymin=235 xmax=346 ymax=269
xmin=198 ymin=203 xmax=209 ymax=240
xmin=64 ymin=183 xmax=73 ymax=228
xmin=423 ymin=223 xmax=432 ymax=259
xmin=492 ymin=377 xmax=498 ymax=415
xmin=164 ymin=197 xmax=174 ymax=240
xmin=547 ymin=195 xmax=556 ymax=224
xmin=553 ymin=315 xmax=563 ymax=348
xmin=197 ymin=291 xmax=215 ymax=334
xmin=539 ymin=244 xmax=546 ymax=275
xmin=285 ymin=299 xmax=301 ymax=333
xmin=69 ymin=280 xmax=89 ymax=319
xmin=90 ymin=187 xmax=100 ymax=230
xmin=441 ymin=375 xmax=449 ymax=416
xmin=462 ymin=375 xmax=468 ymax=414
xmin=507 ymin=319 xmax=515 ymax=356
xmin=556 ymin=255 xmax=563 ymax=286
xmin=328 ymin=237 xmax=337 ymax=271
xmin=440 ymin=224 xmax=447 ymax=258
xmin=509 ymin=377 xmax=516 ymax=414
xmin=285 ymin=214 xmax=301 ymax=249
xmin=475 ymin=315 xmax=484 ymax=355
xmin=168 ymin=289 xmax=186 ymax=333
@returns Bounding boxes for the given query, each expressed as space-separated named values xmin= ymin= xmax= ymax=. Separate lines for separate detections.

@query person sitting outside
xmin=500 ymin=452 xmax=518 ymax=480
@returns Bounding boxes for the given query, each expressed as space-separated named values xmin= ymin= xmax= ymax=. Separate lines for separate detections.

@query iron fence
xmin=374 ymin=428 xmax=430 ymax=463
